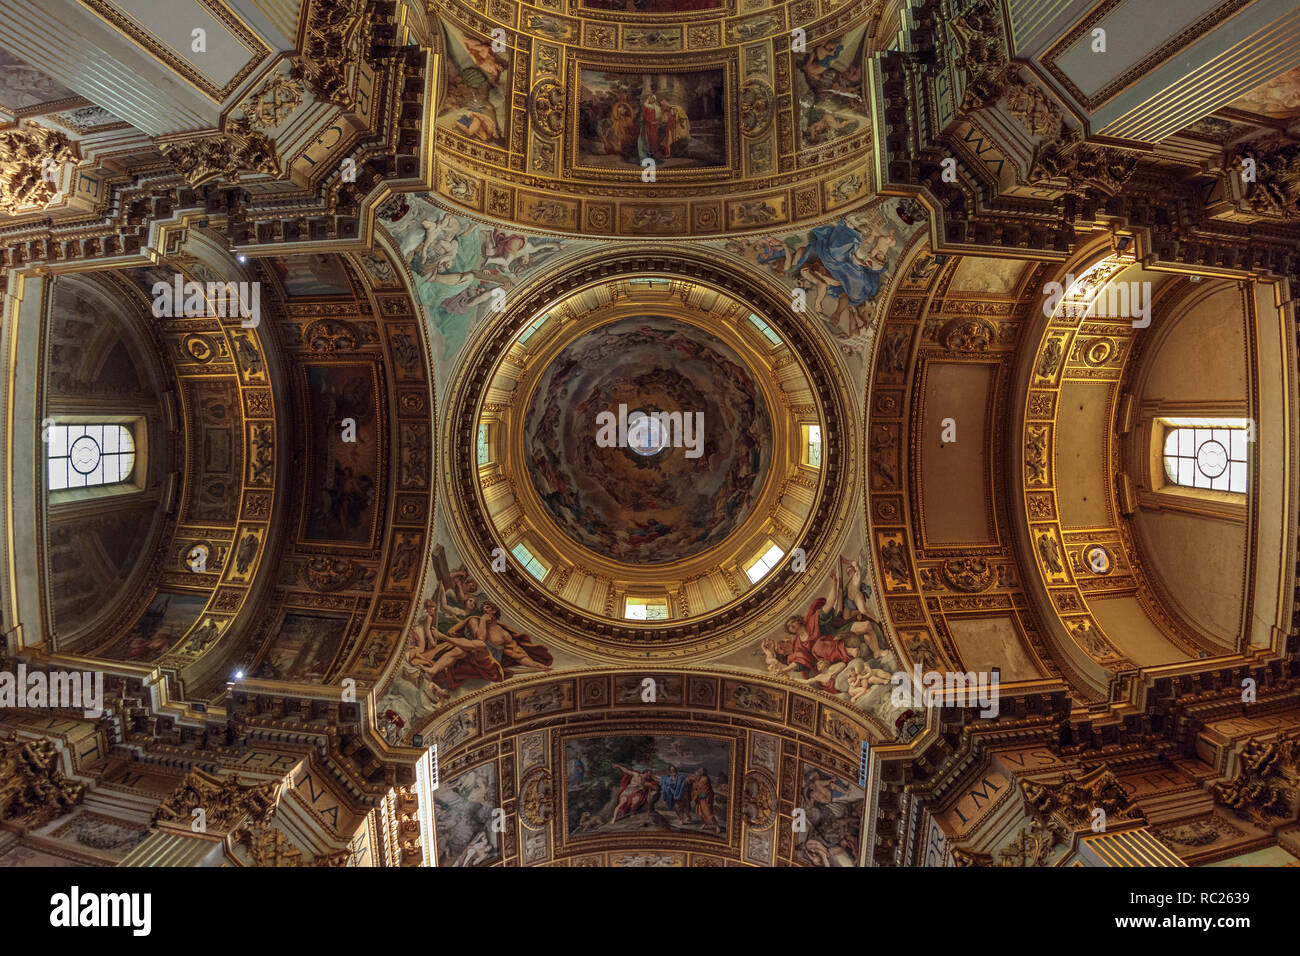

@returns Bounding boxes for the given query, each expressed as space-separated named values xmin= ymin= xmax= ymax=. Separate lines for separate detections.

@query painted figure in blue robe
xmin=657 ymin=765 xmax=689 ymax=816
xmin=790 ymin=219 xmax=887 ymax=336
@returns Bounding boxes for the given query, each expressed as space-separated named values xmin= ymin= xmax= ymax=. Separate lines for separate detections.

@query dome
xmin=522 ymin=315 xmax=773 ymax=565
xmin=441 ymin=249 xmax=854 ymax=653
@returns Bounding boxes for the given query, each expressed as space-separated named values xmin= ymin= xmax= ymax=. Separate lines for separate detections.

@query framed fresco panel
xmin=101 ymin=590 xmax=209 ymax=661
xmin=574 ymin=63 xmax=731 ymax=173
xmin=794 ymin=763 xmax=867 ymax=867
xmin=301 ymin=363 xmax=383 ymax=546
xmin=562 ymin=733 xmax=733 ymax=843
xmin=269 ymin=254 xmax=353 ymax=297
xmin=794 ymin=25 xmax=869 ymax=150
xmin=437 ymin=21 xmax=512 ymax=149
xmin=432 ymin=762 xmax=501 ymax=867
xmin=254 ymin=613 xmax=349 ymax=683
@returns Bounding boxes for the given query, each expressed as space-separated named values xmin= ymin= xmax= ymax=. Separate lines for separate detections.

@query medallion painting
xmin=578 ymin=68 xmax=726 ymax=170
xmin=795 ymin=25 xmax=868 ymax=149
xmin=101 ymin=591 xmax=208 ymax=661
xmin=796 ymin=764 xmax=866 ymax=866
xmin=565 ymin=735 xmax=732 ymax=840
xmin=432 ymin=763 xmax=500 ymax=867
xmin=303 ymin=365 xmax=379 ymax=544
xmin=523 ymin=317 xmax=772 ymax=564
xmin=437 ymin=22 xmax=512 ymax=147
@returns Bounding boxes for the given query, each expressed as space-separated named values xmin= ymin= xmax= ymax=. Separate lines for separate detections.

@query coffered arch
xmin=1117 ymin=273 xmax=1297 ymax=658
xmin=1010 ymin=247 xmax=1192 ymax=698
xmin=1120 ymin=278 xmax=1254 ymax=651
xmin=425 ymin=0 xmax=884 ymax=237
xmin=20 ymin=235 xmax=295 ymax=697
xmin=2 ymin=227 xmax=438 ymax=728
xmin=1007 ymin=238 xmax=1297 ymax=700
xmin=173 ymin=241 xmax=437 ymax=708
xmin=866 ymin=238 xmax=1068 ymax=703
xmin=413 ymin=665 xmax=886 ymax=866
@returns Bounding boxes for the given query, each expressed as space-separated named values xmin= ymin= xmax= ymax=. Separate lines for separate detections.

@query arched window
xmin=47 ymin=423 xmax=136 ymax=491
xmin=1161 ymin=420 xmax=1248 ymax=494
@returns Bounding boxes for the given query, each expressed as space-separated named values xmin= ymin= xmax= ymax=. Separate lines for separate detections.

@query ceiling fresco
xmin=328 ymin=171 xmax=941 ymax=750
xmin=420 ymin=664 xmax=879 ymax=866
xmin=370 ymin=194 xmax=917 ymax=731
xmin=2 ymin=0 xmax=1299 ymax=880
xmin=522 ymin=316 xmax=773 ymax=564
xmin=381 ymin=190 xmax=924 ymax=402
xmin=426 ymin=0 xmax=885 ymax=236
xmin=367 ymin=190 xmax=915 ymax=742
xmin=710 ymin=525 xmax=902 ymax=729
xmin=720 ymin=196 xmax=923 ymax=359
xmin=382 ymin=192 xmax=596 ymax=371
xmin=1227 ymin=65 xmax=1300 ymax=120
xmin=0 ymin=46 xmax=80 ymax=115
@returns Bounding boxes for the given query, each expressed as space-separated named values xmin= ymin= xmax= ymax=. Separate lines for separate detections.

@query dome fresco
xmin=522 ymin=316 xmax=772 ymax=565
xmin=446 ymin=258 xmax=845 ymax=646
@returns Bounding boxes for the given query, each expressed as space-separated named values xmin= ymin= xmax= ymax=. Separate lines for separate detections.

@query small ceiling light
xmin=233 ymin=669 xmax=244 ymax=680
xmin=237 ymin=254 xmax=247 ymax=263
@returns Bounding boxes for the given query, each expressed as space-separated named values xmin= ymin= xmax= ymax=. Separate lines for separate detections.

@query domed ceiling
xmin=439 ymin=249 xmax=857 ymax=652
xmin=523 ymin=316 xmax=773 ymax=564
